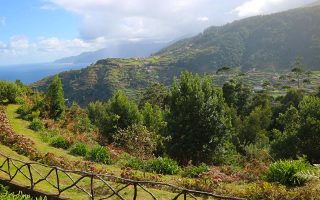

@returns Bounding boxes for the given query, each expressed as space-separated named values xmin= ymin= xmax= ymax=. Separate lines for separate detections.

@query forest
xmin=1 ymin=70 xmax=320 ymax=199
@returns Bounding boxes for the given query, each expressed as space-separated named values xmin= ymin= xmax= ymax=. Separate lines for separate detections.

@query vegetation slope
xmin=33 ymin=5 xmax=320 ymax=106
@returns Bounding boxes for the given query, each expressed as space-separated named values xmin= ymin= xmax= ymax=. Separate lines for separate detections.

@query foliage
xmin=141 ymin=102 xmax=166 ymax=134
xmin=0 ymin=107 xmax=41 ymax=160
xmin=280 ymin=89 xmax=304 ymax=110
xmin=45 ymin=76 xmax=65 ymax=120
xmin=139 ymin=83 xmax=168 ymax=108
xmin=116 ymin=153 xmax=144 ymax=170
xmin=271 ymin=106 xmax=300 ymax=159
xmin=297 ymin=96 xmax=320 ymax=163
xmin=146 ymin=157 xmax=180 ymax=175
xmin=50 ymin=136 xmax=71 ymax=149
xmin=0 ymin=81 xmax=21 ymax=103
xmin=222 ymin=81 xmax=252 ymax=117
xmin=112 ymin=124 xmax=157 ymax=159
xmin=247 ymin=181 xmax=320 ymax=200
xmin=266 ymin=159 xmax=310 ymax=186
xmin=87 ymin=145 xmax=112 ymax=164
xmin=39 ymin=130 xmax=58 ymax=143
xmin=17 ymin=93 xmax=44 ymax=121
xmin=88 ymin=91 xmax=142 ymax=141
xmin=167 ymin=72 xmax=232 ymax=164
xmin=33 ymin=6 xmax=320 ymax=106
xmin=182 ymin=163 xmax=209 ymax=178
xmin=236 ymin=106 xmax=271 ymax=149
xmin=66 ymin=103 xmax=94 ymax=134
xmin=291 ymin=56 xmax=305 ymax=88
xmin=29 ymin=118 xmax=44 ymax=131
xmin=70 ymin=142 xmax=88 ymax=156
xmin=212 ymin=141 xmax=241 ymax=166
xmin=0 ymin=184 xmax=46 ymax=200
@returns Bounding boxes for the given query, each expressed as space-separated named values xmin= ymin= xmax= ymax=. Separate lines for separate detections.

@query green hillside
xmin=33 ymin=5 xmax=320 ymax=105
xmin=157 ymin=5 xmax=320 ymax=71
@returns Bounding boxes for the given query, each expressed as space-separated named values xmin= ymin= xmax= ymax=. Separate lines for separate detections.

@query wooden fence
xmin=0 ymin=152 xmax=246 ymax=200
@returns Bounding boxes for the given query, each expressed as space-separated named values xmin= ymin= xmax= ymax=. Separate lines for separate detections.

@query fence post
xmin=27 ymin=164 xmax=34 ymax=190
xmin=90 ymin=174 xmax=94 ymax=200
xmin=6 ymin=158 xmax=11 ymax=180
xmin=133 ymin=183 xmax=137 ymax=200
xmin=55 ymin=168 xmax=61 ymax=196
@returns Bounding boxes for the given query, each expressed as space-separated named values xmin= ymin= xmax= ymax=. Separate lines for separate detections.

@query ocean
xmin=0 ymin=63 xmax=89 ymax=84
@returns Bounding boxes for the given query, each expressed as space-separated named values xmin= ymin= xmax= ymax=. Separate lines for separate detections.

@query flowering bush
xmin=0 ymin=107 xmax=41 ymax=160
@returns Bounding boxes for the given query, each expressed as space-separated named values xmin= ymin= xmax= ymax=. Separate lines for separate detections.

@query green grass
xmin=0 ymin=144 xmax=183 ymax=199
xmin=2 ymin=105 xmax=200 ymax=199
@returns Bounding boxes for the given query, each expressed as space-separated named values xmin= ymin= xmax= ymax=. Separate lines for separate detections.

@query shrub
xmin=113 ymin=124 xmax=157 ymax=159
xmin=116 ymin=153 xmax=144 ymax=170
xmin=29 ymin=118 xmax=44 ymax=131
xmin=266 ymin=159 xmax=310 ymax=186
xmin=0 ymin=184 xmax=46 ymax=200
xmin=87 ymin=146 xmax=112 ymax=164
xmin=146 ymin=157 xmax=180 ymax=175
xmin=50 ymin=136 xmax=71 ymax=149
xmin=17 ymin=103 xmax=29 ymax=116
xmin=70 ymin=143 xmax=88 ymax=156
xmin=0 ymin=81 xmax=21 ymax=103
xmin=182 ymin=163 xmax=209 ymax=178
xmin=39 ymin=130 xmax=58 ymax=143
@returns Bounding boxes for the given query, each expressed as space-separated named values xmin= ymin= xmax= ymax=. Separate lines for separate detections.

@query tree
xmin=222 ymin=81 xmax=252 ymax=117
xmin=291 ymin=56 xmax=305 ymax=88
xmin=271 ymin=106 xmax=300 ymax=159
xmin=88 ymin=91 xmax=142 ymax=142
xmin=166 ymin=71 xmax=232 ymax=165
xmin=298 ymin=96 xmax=320 ymax=163
xmin=222 ymin=80 xmax=237 ymax=107
xmin=281 ymin=89 xmax=304 ymax=110
xmin=236 ymin=106 xmax=272 ymax=149
xmin=250 ymin=91 xmax=271 ymax=110
xmin=45 ymin=76 xmax=65 ymax=120
xmin=271 ymin=96 xmax=320 ymax=162
xmin=141 ymin=102 xmax=166 ymax=134
xmin=0 ymin=81 xmax=21 ymax=103
xmin=113 ymin=124 xmax=157 ymax=159
xmin=216 ymin=66 xmax=231 ymax=75
xmin=139 ymin=83 xmax=168 ymax=108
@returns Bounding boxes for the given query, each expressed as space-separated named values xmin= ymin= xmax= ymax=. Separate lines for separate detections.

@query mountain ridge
xmin=34 ymin=5 xmax=320 ymax=105
xmin=54 ymin=41 xmax=170 ymax=65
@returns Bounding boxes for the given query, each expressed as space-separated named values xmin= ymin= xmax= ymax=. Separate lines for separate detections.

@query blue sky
xmin=0 ymin=1 xmax=79 ymax=41
xmin=0 ymin=0 xmax=314 ymax=65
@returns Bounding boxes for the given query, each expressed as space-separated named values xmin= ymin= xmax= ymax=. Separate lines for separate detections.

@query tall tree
xmin=88 ymin=91 xmax=142 ymax=142
xmin=166 ymin=71 xmax=232 ymax=165
xmin=139 ymin=83 xmax=168 ymax=109
xmin=45 ymin=76 xmax=65 ymax=120
xmin=141 ymin=102 xmax=166 ymax=134
xmin=291 ymin=56 xmax=305 ymax=88
xmin=298 ymin=96 xmax=320 ymax=163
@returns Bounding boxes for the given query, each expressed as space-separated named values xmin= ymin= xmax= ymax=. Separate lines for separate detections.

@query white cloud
xmin=47 ymin=0 xmax=315 ymax=42
xmin=48 ymin=0 xmax=234 ymax=41
xmin=0 ymin=41 xmax=6 ymax=49
xmin=0 ymin=35 xmax=110 ymax=64
xmin=9 ymin=36 xmax=30 ymax=50
xmin=234 ymin=0 xmax=314 ymax=17
xmin=40 ymin=4 xmax=58 ymax=10
xmin=197 ymin=17 xmax=209 ymax=22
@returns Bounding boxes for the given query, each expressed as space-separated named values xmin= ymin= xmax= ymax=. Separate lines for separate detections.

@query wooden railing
xmin=0 ymin=152 xmax=246 ymax=200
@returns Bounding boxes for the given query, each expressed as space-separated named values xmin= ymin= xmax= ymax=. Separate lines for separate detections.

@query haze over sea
xmin=0 ymin=63 xmax=88 ymax=84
